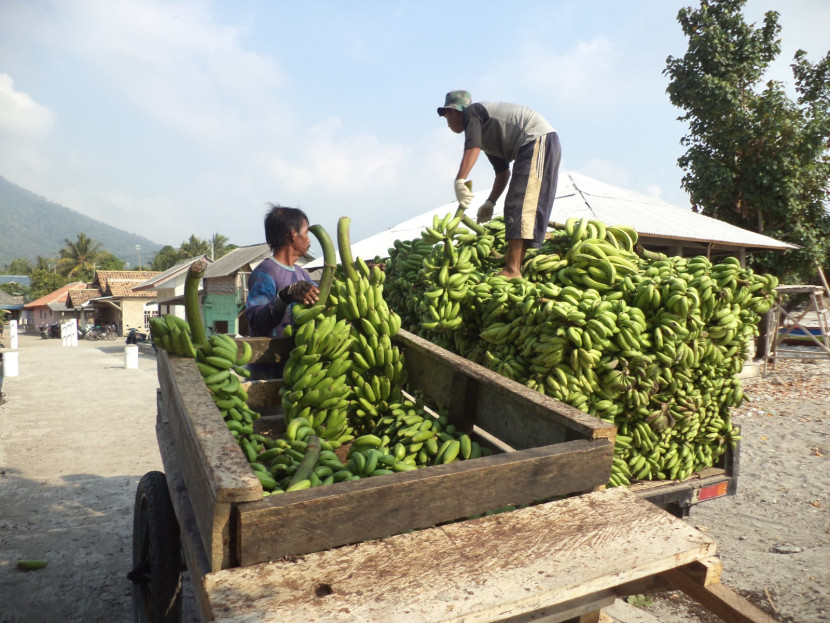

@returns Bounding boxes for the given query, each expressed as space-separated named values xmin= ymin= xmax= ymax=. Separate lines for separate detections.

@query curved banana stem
xmin=337 ymin=217 xmax=359 ymax=281
xmin=309 ymin=224 xmax=336 ymax=305
xmin=185 ymin=260 xmax=208 ymax=348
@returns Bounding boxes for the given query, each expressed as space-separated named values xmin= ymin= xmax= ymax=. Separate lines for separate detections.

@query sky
xmin=1 ymin=0 xmax=828 ymax=262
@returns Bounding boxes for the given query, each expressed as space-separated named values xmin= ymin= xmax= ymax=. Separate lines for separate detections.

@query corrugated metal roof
xmin=202 ymin=244 xmax=271 ymax=278
xmin=304 ymin=171 xmax=796 ymax=268
xmin=134 ymin=255 xmax=210 ymax=291
xmin=0 ymin=290 xmax=24 ymax=308
xmin=554 ymin=172 xmax=796 ymax=250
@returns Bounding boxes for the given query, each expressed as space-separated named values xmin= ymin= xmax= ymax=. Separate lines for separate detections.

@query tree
xmin=27 ymin=270 xmax=69 ymax=301
xmin=2 ymin=258 xmax=34 ymax=275
xmin=151 ymin=245 xmax=183 ymax=272
xmin=208 ymin=233 xmax=237 ymax=260
xmin=35 ymin=256 xmax=58 ymax=273
xmin=56 ymin=233 xmax=104 ymax=281
xmin=150 ymin=234 xmax=238 ymax=271
xmin=664 ymin=0 xmax=830 ymax=283
xmin=0 ymin=282 xmax=25 ymax=297
xmin=179 ymin=235 xmax=212 ymax=258
xmin=96 ymin=251 xmax=126 ymax=271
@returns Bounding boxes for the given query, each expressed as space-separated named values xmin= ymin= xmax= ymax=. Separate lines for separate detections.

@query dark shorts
xmin=503 ymin=132 xmax=561 ymax=247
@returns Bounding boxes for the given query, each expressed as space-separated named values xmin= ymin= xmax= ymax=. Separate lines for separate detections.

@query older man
xmin=438 ymin=90 xmax=561 ymax=278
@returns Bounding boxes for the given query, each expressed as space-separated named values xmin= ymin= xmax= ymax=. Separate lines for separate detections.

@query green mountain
xmin=0 ymin=174 xmax=163 ymax=268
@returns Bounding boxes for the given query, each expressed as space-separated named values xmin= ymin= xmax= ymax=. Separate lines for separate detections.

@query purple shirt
xmin=245 ymin=257 xmax=313 ymax=338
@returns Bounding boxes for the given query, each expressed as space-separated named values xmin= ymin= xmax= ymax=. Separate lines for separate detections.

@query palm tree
xmin=179 ymin=235 xmax=212 ymax=258
xmin=209 ymin=233 xmax=236 ymax=260
xmin=35 ymin=256 xmax=57 ymax=273
xmin=56 ymin=233 xmax=103 ymax=280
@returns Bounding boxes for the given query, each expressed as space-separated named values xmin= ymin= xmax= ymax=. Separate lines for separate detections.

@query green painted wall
xmin=203 ymin=293 xmax=242 ymax=336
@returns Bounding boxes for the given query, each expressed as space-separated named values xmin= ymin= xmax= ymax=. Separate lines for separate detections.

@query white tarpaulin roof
xmin=305 ymin=171 xmax=795 ymax=268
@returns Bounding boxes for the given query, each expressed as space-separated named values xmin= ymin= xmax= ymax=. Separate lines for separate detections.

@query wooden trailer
xmin=131 ymin=329 xmax=773 ymax=623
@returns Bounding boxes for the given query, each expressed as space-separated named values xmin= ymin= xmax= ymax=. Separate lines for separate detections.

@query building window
xmin=144 ymin=309 xmax=159 ymax=329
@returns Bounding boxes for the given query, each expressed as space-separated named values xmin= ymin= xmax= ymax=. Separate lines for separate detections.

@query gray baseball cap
xmin=437 ymin=90 xmax=471 ymax=116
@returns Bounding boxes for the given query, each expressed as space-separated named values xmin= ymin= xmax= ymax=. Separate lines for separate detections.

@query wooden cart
xmin=132 ymin=329 xmax=773 ymax=623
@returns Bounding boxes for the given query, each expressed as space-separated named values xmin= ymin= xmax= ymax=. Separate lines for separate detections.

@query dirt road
xmin=0 ymin=333 xmax=163 ymax=623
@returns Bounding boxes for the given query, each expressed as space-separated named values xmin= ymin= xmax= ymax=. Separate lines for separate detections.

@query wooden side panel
xmin=157 ymin=350 xmax=262 ymax=570
xmin=397 ymin=330 xmax=616 ymax=447
xmin=238 ymin=336 xmax=293 ymax=365
xmin=156 ymin=412 xmax=213 ymax=614
xmin=206 ymin=488 xmax=718 ymax=623
xmin=236 ymin=438 xmax=614 ymax=566
xmin=240 ymin=379 xmax=283 ymax=413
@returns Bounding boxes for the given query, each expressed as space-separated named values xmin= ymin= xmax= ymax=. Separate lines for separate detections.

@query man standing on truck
xmin=437 ymin=90 xmax=562 ymax=278
xmin=246 ymin=204 xmax=319 ymax=376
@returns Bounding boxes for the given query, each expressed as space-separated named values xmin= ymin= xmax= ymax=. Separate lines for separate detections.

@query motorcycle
xmin=126 ymin=326 xmax=156 ymax=352
xmin=39 ymin=323 xmax=60 ymax=339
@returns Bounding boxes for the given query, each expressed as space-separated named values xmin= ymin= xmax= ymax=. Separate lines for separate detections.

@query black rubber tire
xmin=129 ymin=471 xmax=183 ymax=623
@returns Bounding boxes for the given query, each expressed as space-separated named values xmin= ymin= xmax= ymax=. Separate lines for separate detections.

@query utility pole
xmin=136 ymin=245 xmax=142 ymax=271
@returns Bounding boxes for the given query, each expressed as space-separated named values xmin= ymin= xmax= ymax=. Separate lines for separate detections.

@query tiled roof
xmin=23 ymin=282 xmax=88 ymax=308
xmin=92 ymin=270 xmax=160 ymax=298
xmin=66 ymin=289 xmax=103 ymax=308
xmin=109 ymin=283 xmax=159 ymax=298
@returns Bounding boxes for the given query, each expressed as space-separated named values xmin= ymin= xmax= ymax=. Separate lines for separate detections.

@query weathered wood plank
xmin=206 ymin=488 xmax=717 ymax=623
xmin=155 ymin=412 xmax=213 ymax=615
xmin=158 ymin=350 xmax=261 ymax=502
xmin=239 ymin=379 xmax=283 ymax=414
xmin=396 ymin=330 xmax=616 ymax=448
xmin=157 ymin=350 xmax=261 ymax=571
xmin=237 ymin=336 xmax=293 ymax=366
xmin=236 ymin=438 xmax=613 ymax=566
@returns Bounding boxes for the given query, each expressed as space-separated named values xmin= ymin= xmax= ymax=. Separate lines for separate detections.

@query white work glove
xmin=477 ymin=200 xmax=495 ymax=224
xmin=454 ymin=178 xmax=474 ymax=208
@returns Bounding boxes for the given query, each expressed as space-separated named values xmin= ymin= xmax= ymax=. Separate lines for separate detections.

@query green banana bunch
xmin=150 ymin=314 xmax=198 ymax=358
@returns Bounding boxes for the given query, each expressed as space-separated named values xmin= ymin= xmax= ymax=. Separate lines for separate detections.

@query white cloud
xmin=46 ymin=0 xmax=292 ymax=148
xmin=265 ymin=117 xmax=406 ymax=194
xmin=0 ymin=73 xmax=55 ymax=137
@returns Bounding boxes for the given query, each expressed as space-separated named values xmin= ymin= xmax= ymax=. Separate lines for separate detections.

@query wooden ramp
xmin=201 ymin=488 xmax=756 ymax=623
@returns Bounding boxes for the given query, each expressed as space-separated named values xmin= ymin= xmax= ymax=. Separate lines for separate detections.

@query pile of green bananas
xmin=246 ymin=396 xmax=490 ymax=495
xmin=385 ymin=215 xmax=778 ymax=486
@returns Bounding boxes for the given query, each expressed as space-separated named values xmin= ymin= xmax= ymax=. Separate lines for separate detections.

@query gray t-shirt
xmin=463 ymin=102 xmax=555 ymax=173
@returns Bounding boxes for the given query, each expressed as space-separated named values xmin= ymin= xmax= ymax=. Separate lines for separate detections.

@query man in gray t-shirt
xmin=438 ymin=90 xmax=561 ymax=278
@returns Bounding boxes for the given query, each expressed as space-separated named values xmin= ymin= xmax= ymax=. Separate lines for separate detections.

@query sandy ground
xmin=0 ymin=333 xmax=828 ymax=622
xmin=643 ymin=353 xmax=830 ymax=623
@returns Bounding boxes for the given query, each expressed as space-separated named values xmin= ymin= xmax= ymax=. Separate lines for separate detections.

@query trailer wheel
xmin=128 ymin=471 xmax=183 ymax=623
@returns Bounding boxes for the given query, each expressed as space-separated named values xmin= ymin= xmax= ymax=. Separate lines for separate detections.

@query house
xmin=304 ymin=171 xmax=796 ymax=269
xmin=22 ymin=282 xmax=88 ymax=331
xmin=132 ymin=256 xmax=211 ymax=321
xmin=64 ymin=270 xmax=160 ymax=335
xmin=200 ymin=244 xmax=272 ymax=337
xmin=0 ymin=290 xmax=25 ymax=326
